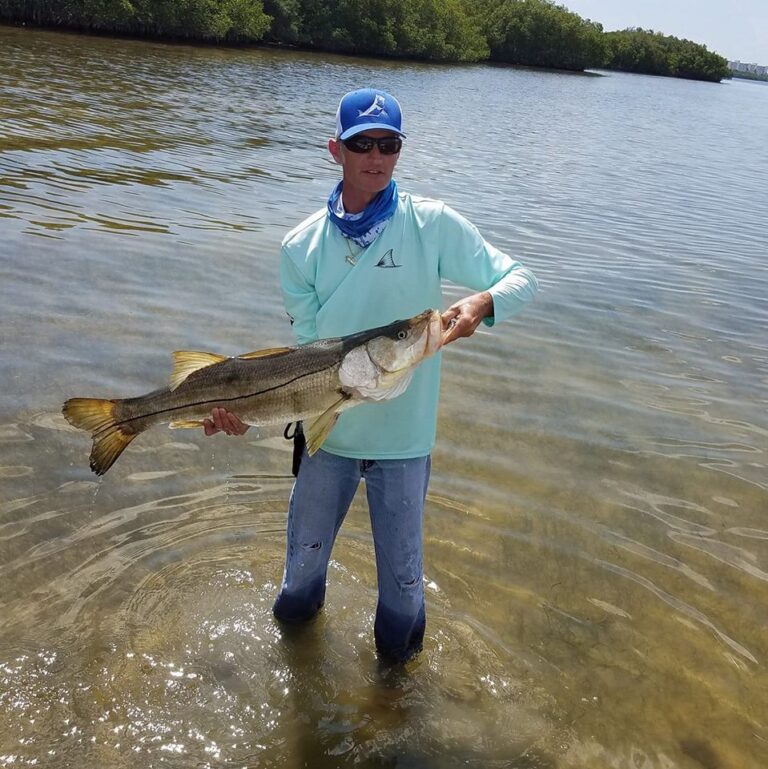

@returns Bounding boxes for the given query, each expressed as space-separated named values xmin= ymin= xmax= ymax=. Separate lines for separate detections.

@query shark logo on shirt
xmin=358 ymin=94 xmax=388 ymax=119
xmin=375 ymin=249 xmax=401 ymax=269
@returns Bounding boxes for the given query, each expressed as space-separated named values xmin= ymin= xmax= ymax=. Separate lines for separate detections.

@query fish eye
xmin=396 ymin=330 xmax=408 ymax=340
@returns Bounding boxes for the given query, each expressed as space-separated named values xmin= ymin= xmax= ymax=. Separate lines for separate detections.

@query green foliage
xmin=477 ymin=0 xmax=606 ymax=71
xmin=604 ymin=28 xmax=729 ymax=82
xmin=278 ymin=0 xmax=488 ymax=61
xmin=0 ymin=0 xmax=271 ymax=41
xmin=0 ymin=0 xmax=485 ymax=60
xmin=262 ymin=0 xmax=302 ymax=43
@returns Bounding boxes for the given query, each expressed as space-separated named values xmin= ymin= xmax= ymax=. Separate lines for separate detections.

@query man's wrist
xmin=479 ymin=291 xmax=494 ymax=318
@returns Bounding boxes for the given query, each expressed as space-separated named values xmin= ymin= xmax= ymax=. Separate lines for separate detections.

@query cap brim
xmin=339 ymin=123 xmax=406 ymax=140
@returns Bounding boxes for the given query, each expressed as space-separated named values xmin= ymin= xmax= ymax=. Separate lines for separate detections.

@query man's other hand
xmin=203 ymin=407 xmax=250 ymax=437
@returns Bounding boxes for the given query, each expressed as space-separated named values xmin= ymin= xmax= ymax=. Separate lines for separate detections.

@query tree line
xmin=0 ymin=0 xmax=730 ymax=82
xmin=603 ymin=28 xmax=730 ymax=82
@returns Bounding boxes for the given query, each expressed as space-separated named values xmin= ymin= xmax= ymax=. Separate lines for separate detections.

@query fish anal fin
xmin=169 ymin=419 xmax=205 ymax=429
xmin=238 ymin=347 xmax=293 ymax=360
xmin=305 ymin=395 xmax=350 ymax=455
xmin=170 ymin=351 xmax=228 ymax=391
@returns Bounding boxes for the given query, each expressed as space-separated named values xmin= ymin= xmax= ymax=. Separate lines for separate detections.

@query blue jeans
xmin=273 ymin=449 xmax=431 ymax=663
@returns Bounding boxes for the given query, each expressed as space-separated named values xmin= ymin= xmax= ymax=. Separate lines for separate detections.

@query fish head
xmin=339 ymin=309 xmax=442 ymax=401
xmin=365 ymin=308 xmax=442 ymax=373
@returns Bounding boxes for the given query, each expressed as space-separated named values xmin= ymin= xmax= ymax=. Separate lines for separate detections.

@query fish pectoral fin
xmin=237 ymin=347 xmax=293 ymax=360
xmin=169 ymin=419 xmax=205 ymax=429
xmin=305 ymin=410 xmax=340 ymax=456
xmin=169 ymin=351 xmax=228 ymax=391
xmin=305 ymin=395 xmax=350 ymax=455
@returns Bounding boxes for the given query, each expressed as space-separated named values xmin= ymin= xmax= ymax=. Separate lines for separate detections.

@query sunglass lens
xmin=343 ymin=136 xmax=402 ymax=154
xmin=378 ymin=138 xmax=402 ymax=155
xmin=345 ymin=137 xmax=374 ymax=153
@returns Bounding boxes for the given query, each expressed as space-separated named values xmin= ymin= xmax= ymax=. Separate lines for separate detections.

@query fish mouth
xmin=401 ymin=308 xmax=443 ymax=362
xmin=421 ymin=309 xmax=444 ymax=358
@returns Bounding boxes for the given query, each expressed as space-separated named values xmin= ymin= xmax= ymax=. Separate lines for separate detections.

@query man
xmin=205 ymin=88 xmax=537 ymax=663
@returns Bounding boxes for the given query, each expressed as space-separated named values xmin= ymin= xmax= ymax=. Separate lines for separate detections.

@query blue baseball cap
xmin=335 ymin=88 xmax=406 ymax=140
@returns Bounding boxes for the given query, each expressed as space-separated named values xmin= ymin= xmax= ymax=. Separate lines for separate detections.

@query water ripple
xmin=596 ymin=560 xmax=757 ymax=665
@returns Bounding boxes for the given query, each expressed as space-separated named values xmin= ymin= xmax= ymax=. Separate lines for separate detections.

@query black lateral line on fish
xmin=93 ymin=366 xmax=339 ymax=437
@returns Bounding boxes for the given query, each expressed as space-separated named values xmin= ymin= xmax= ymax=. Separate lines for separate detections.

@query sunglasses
xmin=342 ymin=135 xmax=402 ymax=155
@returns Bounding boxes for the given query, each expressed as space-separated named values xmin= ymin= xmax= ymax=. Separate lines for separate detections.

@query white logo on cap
xmin=358 ymin=94 xmax=388 ymax=119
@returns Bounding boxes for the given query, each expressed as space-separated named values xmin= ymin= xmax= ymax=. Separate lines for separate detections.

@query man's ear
xmin=328 ymin=137 xmax=343 ymax=165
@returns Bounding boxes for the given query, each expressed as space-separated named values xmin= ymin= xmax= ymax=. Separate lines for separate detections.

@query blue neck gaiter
xmin=327 ymin=179 xmax=399 ymax=248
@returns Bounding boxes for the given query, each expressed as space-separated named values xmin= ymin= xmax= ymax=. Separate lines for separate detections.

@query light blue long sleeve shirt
xmin=280 ymin=192 xmax=538 ymax=459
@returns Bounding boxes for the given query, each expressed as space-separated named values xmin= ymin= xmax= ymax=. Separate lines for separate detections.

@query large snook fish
xmin=63 ymin=309 xmax=442 ymax=476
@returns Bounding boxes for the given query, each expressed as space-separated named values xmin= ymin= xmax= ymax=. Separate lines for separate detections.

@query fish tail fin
xmin=63 ymin=398 xmax=138 ymax=475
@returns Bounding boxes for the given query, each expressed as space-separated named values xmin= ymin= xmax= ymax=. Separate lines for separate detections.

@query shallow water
xmin=1 ymin=25 xmax=767 ymax=769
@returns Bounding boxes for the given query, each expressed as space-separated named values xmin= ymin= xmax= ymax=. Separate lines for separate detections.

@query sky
xmin=562 ymin=0 xmax=768 ymax=64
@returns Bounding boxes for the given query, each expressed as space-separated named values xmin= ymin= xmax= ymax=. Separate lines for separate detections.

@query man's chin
xmin=360 ymin=173 xmax=391 ymax=188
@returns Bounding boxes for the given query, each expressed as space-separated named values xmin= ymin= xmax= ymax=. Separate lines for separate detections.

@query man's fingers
xmin=224 ymin=415 xmax=243 ymax=436
xmin=441 ymin=307 xmax=460 ymax=330
xmin=211 ymin=408 xmax=226 ymax=433
xmin=442 ymin=305 xmax=464 ymax=344
xmin=223 ymin=410 xmax=246 ymax=435
xmin=443 ymin=314 xmax=482 ymax=346
xmin=442 ymin=317 xmax=459 ymax=345
xmin=203 ymin=419 xmax=217 ymax=436
xmin=216 ymin=409 xmax=230 ymax=434
xmin=203 ymin=408 xmax=246 ymax=437
xmin=222 ymin=414 xmax=238 ymax=436
xmin=205 ymin=408 xmax=249 ymax=436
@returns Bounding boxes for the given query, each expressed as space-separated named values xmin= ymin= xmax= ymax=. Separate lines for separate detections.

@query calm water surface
xmin=1 ymin=25 xmax=767 ymax=769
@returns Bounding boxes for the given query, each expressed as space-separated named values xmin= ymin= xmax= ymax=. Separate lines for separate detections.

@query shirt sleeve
xmin=279 ymin=246 xmax=320 ymax=345
xmin=437 ymin=204 xmax=538 ymax=326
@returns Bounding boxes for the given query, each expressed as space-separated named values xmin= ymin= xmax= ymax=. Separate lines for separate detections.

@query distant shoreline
xmin=729 ymin=71 xmax=768 ymax=83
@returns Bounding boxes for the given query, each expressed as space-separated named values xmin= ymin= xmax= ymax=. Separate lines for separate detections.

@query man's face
xmin=328 ymin=129 xmax=401 ymax=202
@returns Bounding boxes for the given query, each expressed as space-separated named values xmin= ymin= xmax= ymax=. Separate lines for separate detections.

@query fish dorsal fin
xmin=169 ymin=350 xmax=228 ymax=391
xmin=237 ymin=347 xmax=293 ymax=360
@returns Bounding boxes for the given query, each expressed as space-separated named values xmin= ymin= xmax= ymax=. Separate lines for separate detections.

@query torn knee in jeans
xmin=394 ymin=556 xmax=423 ymax=592
xmin=399 ymin=573 xmax=421 ymax=590
xmin=301 ymin=540 xmax=322 ymax=551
